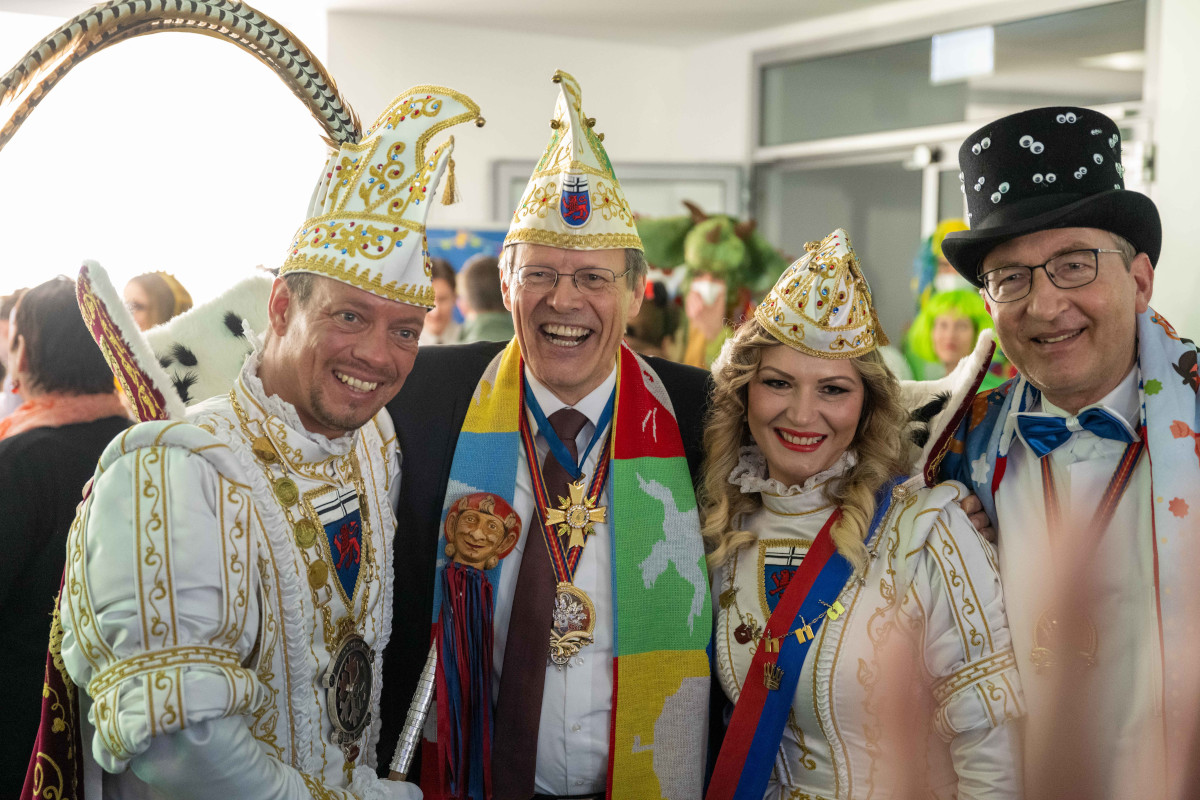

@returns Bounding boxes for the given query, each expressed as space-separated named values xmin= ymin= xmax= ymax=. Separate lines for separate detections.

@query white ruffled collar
xmin=728 ymin=445 xmax=855 ymax=515
xmin=238 ymin=330 xmax=356 ymax=458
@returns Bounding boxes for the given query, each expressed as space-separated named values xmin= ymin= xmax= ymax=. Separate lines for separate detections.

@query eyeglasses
xmin=980 ymin=249 xmax=1124 ymax=303
xmin=513 ymin=265 xmax=631 ymax=294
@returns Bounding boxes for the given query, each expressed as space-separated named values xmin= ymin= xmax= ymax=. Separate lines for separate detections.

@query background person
xmin=0 ymin=276 xmax=129 ymax=796
xmin=703 ymin=230 xmax=1023 ymax=800
xmin=905 ymin=288 xmax=1013 ymax=389
xmin=624 ymin=279 xmax=679 ymax=358
xmin=123 ymin=270 xmax=193 ymax=331
xmin=455 ymin=253 xmax=513 ymax=343
xmin=0 ymin=287 xmax=28 ymax=419
xmin=911 ymin=218 xmax=971 ymax=310
xmin=420 ymin=256 xmax=460 ymax=345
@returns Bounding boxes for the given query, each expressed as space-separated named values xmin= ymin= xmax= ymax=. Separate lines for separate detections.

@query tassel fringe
xmin=442 ymin=158 xmax=460 ymax=206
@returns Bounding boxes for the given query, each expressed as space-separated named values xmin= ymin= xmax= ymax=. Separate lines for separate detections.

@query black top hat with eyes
xmin=942 ymin=106 xmax=1161 ymax=286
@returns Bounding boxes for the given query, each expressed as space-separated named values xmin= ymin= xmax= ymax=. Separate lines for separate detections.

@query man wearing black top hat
xmin=938 ymin=107 xmax=1199 ymax=799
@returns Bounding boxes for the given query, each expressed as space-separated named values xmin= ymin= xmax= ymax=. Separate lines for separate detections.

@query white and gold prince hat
xmin=504 ymin=70 xmax=642 ymax=252
xmin=754 ymin=228 xmax=888 ymax=359
xmin=282 ymin=86 xmax=484 ymax=307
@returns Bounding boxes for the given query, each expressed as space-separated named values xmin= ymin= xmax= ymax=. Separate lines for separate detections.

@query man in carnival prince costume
xmin=58 ymin=80 xmax=485 ymax=797
xmin=938 ymin=106 xmax=1200 ymax=799
xmin=378 ymin=71 xmax=713 ymax=800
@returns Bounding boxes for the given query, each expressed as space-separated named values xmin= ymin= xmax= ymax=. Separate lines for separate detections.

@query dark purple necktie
xmin=492 ymin=408 xmax=588 ymax=800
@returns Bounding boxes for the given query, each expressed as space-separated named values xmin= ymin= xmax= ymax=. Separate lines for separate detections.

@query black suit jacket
xmin=377 ymin=341 xmax=711 ymax=774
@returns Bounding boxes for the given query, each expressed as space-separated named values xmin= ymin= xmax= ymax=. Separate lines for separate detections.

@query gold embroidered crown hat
xmin=282 ymin=86 xmax=485 ymax=307
xmin=754 ymin=228 xmax=888 ymax=359
xmin=505 ymin=70 xmax=642 ymax=252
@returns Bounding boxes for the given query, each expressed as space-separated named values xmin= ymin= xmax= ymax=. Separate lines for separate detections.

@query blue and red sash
xmin=706 ymin=476 xmax=904 ymax=800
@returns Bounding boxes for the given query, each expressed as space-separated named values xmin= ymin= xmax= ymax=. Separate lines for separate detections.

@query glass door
xmin=754 ymin=154 xmax=928 ymax=343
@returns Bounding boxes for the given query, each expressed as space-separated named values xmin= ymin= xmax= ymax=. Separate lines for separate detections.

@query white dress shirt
xmin=492 ymin=365 xmax=617 ymax=796
xmin=997 ymin=367 xmax=1165 ymax=797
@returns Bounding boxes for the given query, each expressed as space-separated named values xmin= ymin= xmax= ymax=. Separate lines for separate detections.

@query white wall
xmin=326 ymin=13 xmax=721 ymax=228
xmin=1147 ymin=0 xmax=1200 ymax=335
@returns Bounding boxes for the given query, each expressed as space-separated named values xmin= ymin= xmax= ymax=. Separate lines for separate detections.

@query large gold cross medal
xmin=544 ymin=479 xmax=606 ymax=550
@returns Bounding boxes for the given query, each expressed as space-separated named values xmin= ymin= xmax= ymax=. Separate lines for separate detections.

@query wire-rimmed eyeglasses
xmin=513 ymin=266 xmax=631 ymax=294
xmin=980 ymin=248 xmax=1124 ymax=303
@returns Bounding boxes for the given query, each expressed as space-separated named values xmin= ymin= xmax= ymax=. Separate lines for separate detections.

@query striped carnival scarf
xmin=423 ymin=338 xmax=712 ymax=800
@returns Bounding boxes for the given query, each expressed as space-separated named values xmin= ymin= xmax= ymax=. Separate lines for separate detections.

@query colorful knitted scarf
xmin=424 ymin=338 xmax=712 ymax=800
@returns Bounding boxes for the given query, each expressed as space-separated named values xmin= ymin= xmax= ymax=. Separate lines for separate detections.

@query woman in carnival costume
xmin=905 ymin=288 xmax=1014 ymax=390
xmin=702 ymin=229 xmax=1024 ymax=800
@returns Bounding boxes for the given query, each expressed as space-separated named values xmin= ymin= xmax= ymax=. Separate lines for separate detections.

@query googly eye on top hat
xmin=942 ymin=106 xmax=1161 ymax=286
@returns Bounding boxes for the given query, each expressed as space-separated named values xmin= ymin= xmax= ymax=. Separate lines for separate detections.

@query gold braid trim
xmin=30 ymin=595 xmax=80 ymax=800
xmin=930 ymin=648 xmax=1017 ymax=707
xmin=280 ymin=255 xmax=435 ymax=308
xmin=363 ymin=84 xmax=483 ymax=172
xmin=503 ymin=226 xmax=643 ymax=252
xmin=755 ymin=312 xmax=881 ymax=361
xmin=301 ymin=772 xmax=355 ymax=799
xmin=48 ymin=593 xmax=74 ymax=696
xmin=87 ymin=645 xmax=242 ymax=697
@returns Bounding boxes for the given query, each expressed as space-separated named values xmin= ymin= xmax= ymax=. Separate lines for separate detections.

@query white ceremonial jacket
xmin=713 ymin=448 xmax=1025 ymax=800
xmin=60 ymin=358 xmax=407 ymax=799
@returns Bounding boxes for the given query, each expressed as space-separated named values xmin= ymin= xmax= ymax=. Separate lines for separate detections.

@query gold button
xmin=251 ymin=436 xmax=278 ymax=464
xmin=308 ymin=560 xmax=328 ymax=590
xmin=294 ymin=519 xmax=319 ymax=549
xmin=274 ymin=477 xmax=299 ymax=506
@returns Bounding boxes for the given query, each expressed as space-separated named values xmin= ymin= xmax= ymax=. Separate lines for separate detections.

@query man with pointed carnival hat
xmin=378 ymin=71 xmax=713 ymax=800
xmin=934 ymin=106 xmax=1200 ymax=798
xmin=55 ymin=83 xmax=484 ymax=798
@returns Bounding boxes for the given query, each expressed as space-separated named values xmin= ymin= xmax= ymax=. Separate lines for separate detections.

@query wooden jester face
xmin=443 ymin=492 xmax=521 ymax=571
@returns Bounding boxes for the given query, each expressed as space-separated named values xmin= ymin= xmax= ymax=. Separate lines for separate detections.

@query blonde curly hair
xmin=700 ymin=318 xmax=912 ymax=573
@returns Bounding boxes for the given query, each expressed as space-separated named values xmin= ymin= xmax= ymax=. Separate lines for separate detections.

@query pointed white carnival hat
xmin=754 ymin=228 xmax=888 ymax=359
xmin=282 ymin=86 xmax=485 ymax=307
xmin=504 ymin=70 xmax=642 ymax=252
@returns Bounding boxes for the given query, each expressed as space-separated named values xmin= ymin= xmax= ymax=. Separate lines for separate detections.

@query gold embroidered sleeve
xmin=912 ymin=508 xmax=1025 ymax=741
xmin=59 ymin=440 xmax=263 ymax=771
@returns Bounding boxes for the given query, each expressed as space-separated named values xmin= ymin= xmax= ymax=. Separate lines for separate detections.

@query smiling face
xmin=258 ymin=275 xmax=425 ymax=439
xmin=981 ymin=227 xmax=1153 ymax=414
xmin=931 ymin=313 xmax=976 ymax=369
xmin=746 ymin=345 xmax=865 ymax=488
xmin=447 ymin=508 xmax=517 ymax=569
xmin=502 ymin=243 xmax=644 ymax=405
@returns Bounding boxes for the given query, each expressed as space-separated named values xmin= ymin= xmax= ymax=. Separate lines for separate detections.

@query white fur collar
xmin=898 ymin=328 xmax=996 ymax=482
